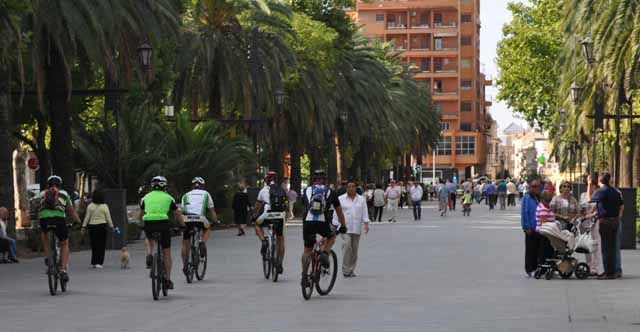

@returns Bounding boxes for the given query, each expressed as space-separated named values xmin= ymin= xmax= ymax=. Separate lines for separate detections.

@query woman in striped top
xmin=536 ymin=191 xmax=556 ymax=261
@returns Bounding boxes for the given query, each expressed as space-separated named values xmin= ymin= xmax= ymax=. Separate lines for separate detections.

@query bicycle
xmin=301 ymin=234 xmax=338 ymax=300
xmin=150 ymin=227 xmax=181 ymax=301
xmin=45 ymin=224 xmax=70 ymax=296
xmin=184 ymin=223 xmax=207 ymax=283
xmin=261 ymin=212 xmax=285 ymax=282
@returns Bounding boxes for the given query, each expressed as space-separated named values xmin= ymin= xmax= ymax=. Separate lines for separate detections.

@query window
xmin=434 ymin=80 xmax=443 ymax=93
xmin=434 ymin=37 xmax=442 ymax=50
xmin=460 ymin=123 xmax=472 ymax=131
xmin=461 ymin=80 xmax=473 ymax=90
xmin=461 ymin=36 xmax=472 ymax=46
xmin=461 ymin=58 xmax=472 ymax=69
xmin=461 ymin=14 xmax=473 ymax=24
xmin=433 ymin=102 xmax=442 ymax=113
xmin=420 ymin=14 xmax=429 ymax=26
xmin=434 ymin=58 xmax=443 ymax=71
xmin=434 ymin=13 xmax=443 ymax=25
xmin=420 ymin=58 xmax=430 ymax=71
xmin=436 ymin=136 xmax=452 ymax=155
xmin=456 ymin=136 xmax=476 ymax=155
xmin=461 ymin=102 xmax=472 ymax=112
xmin=440 ymin=122 xmax=450 ymax=131
xmin=376 ymin=14 xmax=384 ymax=23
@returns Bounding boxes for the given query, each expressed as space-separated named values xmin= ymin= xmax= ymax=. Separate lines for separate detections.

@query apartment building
xmin=351 ymin=0 xmax=491 ymax=181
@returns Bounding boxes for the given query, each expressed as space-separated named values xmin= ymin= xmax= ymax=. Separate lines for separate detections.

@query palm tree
xmin=26 ymin=0 xmax=178 ymax=192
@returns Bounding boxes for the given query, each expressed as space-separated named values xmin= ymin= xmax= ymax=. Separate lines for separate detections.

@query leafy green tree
xmin=496 ymin=0 xmax=562 ymax=129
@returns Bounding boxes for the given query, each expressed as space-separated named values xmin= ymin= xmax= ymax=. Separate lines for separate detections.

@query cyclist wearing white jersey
xmin=180 ymin=177 xmax=217 ymax=276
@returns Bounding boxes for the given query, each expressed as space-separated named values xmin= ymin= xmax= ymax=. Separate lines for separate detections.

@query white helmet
xmin=192 ymin=177 xmax=205 ymax=186
xmin=151 ymin=176 xmax=168 ymax=190
xmin=47 ymin=175 xmax=63 ymax=187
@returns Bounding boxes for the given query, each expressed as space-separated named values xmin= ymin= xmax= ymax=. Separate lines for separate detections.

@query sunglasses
xmin=561 ymin=185 xmax=571 ymax=189
xmin=530 ymin=185 xmax=540 ymax=188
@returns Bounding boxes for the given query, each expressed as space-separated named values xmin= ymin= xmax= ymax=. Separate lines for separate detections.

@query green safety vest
xmin=142 ymin=190 xmax=174 ymax=222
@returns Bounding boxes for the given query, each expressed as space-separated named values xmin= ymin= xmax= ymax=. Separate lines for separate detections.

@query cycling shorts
xmin=182 ymin=221 xmax=206 ymax=240
xmin=39 ymin=217 xmax=69 ymax=241
xmin=144 ymin=221 xmax=171 ymax=249
xmin=303 ymin=221 xmax=335 ymax=249
xmin=257 ymin=211 xmax=286 ymax=237
xmin=184 ymin=214 xmax=210 ymax=227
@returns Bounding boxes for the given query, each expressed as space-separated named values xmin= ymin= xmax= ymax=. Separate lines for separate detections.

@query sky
xmin=479 ymin=0 xmax=527 ymax=131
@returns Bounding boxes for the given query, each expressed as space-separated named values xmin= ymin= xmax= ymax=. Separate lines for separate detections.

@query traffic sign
xmin=27 ymin=157 xmax=39 ymax=170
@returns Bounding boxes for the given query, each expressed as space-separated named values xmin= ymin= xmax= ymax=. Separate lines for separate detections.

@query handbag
xmin=574 ymin=232 xmax=595 ymax=254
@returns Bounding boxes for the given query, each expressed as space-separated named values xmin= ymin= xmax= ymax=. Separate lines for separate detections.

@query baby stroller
xmin=535 ymin=219 xmax=593 ymax=280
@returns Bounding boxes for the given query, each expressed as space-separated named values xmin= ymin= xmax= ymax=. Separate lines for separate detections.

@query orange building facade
xmin=351 ymin=0 xmax=490 ymax=181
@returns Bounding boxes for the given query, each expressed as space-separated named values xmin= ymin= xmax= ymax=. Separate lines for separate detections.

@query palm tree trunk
xmin=309 ymin=146 xmax=321 ymax=172
xmin=35 ymin=117 xmax=51 ymax=187
xmin=47 ymin=43 xmax=76 ymax=192
xmin=0 ymin=89 xmax=16 ymax=237
xmin=290 ymin=144 xmax=301 ymax=194
xmin=208 ymin=74 xmax=222 ymax=119
xmin=633 ymin=123 xmax=640 ymax=187
xmin=328 ymin=132 xmax=337 ymax=185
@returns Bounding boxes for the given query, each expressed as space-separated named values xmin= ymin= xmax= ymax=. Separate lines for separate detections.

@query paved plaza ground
xmin=2 ymin=200 xmax=640 ymax=332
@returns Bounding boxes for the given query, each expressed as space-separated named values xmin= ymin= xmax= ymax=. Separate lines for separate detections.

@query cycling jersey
xmin=141 ymin=190 xmax=177 ymax=222
xmin=36 ymin=189 xmax=72 ymax=219
xmin=181 ymin=189 xmax=214 ymax=217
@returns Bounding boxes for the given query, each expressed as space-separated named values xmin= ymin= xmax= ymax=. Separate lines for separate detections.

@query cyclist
xmin=141 ymin=176 xmax=185 ymax=290
xmin=37 ymin=175 xmax=81 ymax=283
xmin=301 ymin=170 xmax=347 ymax=287
xmin=180 ymin=177 xmax=217 ymax=277
xmin=252 ymin=171 xmax=288 ymax=274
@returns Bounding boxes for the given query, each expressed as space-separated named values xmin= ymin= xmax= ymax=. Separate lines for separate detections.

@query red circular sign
xmin=27 ymin=157 xmax=39 ymax=170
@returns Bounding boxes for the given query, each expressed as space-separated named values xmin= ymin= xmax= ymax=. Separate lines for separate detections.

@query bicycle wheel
xmin=262 ymin=241 xmax=271 ymax=279
xmin=315 ymin=250 xmax=338 ymax=296
xmin=151 ymin=253 xmax=160 ymax=301
xmin=161 ymin=257 xmax=168 ymax=297
xmin=60 ymin=261 xmax=67 ymax=293
xmin=195 ymin=244 xmax=207 ymax=281
xmin=186 ymin=248 xmax=194 ymax=284
xmin=271 ymin=239 xmax=278 ymax=282
xmin=301 ymin=256 xmax=314 ymax=300
xmin=47 ymin=255 xmax=58 ymax=296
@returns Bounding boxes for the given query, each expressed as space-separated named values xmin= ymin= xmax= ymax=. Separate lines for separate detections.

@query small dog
xmin=120 ymin=246 xmax=130 ymax=269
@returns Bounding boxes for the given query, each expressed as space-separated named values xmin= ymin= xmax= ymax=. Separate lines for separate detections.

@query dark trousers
xmin=488 ymin=194 xmax=497 ymax=209
xmin=599 ymin=217 xmax=619 ymax=275
xmin=449 ymin=193 xmax=457 ymax=210
xmin=89 ymin=224 xmax=107 ymax=265
xmin=373 ymin=206 xmax=384 ymax=222
xmin=524 ymin=232 xmax=549 ymax=273
xmin=412 ymin=200 xmax=421 ymax=220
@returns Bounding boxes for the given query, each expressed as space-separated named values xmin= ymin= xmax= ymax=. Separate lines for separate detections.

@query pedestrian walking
xmin=461 ymin=191 xmax=473 ymax=216
xmin=365 ymin=184 xmax=375 ymax=221
xmin=398 ymin=181 xmax=407 ymax=209
xmin=409 ymin=182 xmax=424 ymax=221
xmin=486 ymin=181 xmax=497 ymax=210
xmin=497 ymin=180 xmax=507 ymax=210
xmin=385 ymin=180 xmax=401 ymax=222
xmin=580 ymin=174 xmax=602 ymax=276
xmin=590 ymin=172 xmax=624 ymax=280
xmin=521 ymin=178 xmax=541 ymax=277
xmin=474 ymin=181 xmax=483 ymax=203
xmin=437 ymin=180 xmax=449 ymax=217
xmin=372 ymin=183 xmax=385 ymax=222
xmin=0 ymin=207 xmax=18 ymax=263
xmin=507 ymin=180 xmax=518 ymax=206
xmin=287 ymin=186 xmax=298 ymax=220
xmin=81 ymin=190 xmax=114 ymax=268
xmin=337 ymin=181 xmax=370 ymax=278
xmin=445 ymin=179 xmax=457 ymax=211
xmin=232 ymin=183 xmax=250 ymax=236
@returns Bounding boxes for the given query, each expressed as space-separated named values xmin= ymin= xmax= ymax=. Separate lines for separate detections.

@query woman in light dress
xmin=579 ymin=174 xmax=602 ymax=276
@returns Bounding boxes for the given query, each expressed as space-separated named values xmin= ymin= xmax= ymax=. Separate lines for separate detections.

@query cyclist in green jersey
xmin=180 ymin=177 xmax=217 ymax=276
xmin=141 ymin=176 xmax=185 ymax=289
xmin=37 ymin=176 xmax=81 ymax=282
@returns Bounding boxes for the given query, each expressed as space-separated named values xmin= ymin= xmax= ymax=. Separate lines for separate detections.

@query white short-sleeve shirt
xmin=181 ymin=189 xmax=214 ymax=216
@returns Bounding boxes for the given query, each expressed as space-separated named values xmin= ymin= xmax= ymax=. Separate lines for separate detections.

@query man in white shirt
xmin=253 ymin=171 xmax=288 ymax=274
xmin=409 ymin=182 xmax=424 ymax=221
xmin=337 ymin=182 xmax=369 ymax=277
xmin=181 ymin=177 xmax=217 ymax=275
xmin=384 ymin=180 xmax=401 ymax=222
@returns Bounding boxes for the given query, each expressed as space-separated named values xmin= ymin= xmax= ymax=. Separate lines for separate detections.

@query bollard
xmin=620 ymin=188 xmax=637 ymax=250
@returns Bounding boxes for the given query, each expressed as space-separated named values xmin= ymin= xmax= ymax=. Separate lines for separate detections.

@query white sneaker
xmin=95 ymin=264 xmax=103 ymax=269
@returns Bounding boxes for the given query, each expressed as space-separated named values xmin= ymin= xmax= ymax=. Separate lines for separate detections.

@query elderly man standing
xmin=338 ymin=181 xmax=369 ymax=278
xmin=384 ymin=180 xmax=401 ymax=223
xmin=521 ymin=179 xmax=541 ymax=277
xmin=591 ymin=172 xmax=624 ymax=280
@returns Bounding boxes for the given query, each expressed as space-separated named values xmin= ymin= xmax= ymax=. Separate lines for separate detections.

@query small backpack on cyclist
xmin=43 ymin=187 xmax=62 ymax=210
xmin=307 ymin=185 xmax=328 ymax=216
xmin=268 ymin=183 xmax=288 ymax=212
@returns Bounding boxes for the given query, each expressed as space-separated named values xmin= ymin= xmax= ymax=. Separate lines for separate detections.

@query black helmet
xmin=47 ymin=175 xmax=62 ymax=187
xmin=311 ymin=169 xmax=326 ymax=181
xmin=151 ymin=176 xmax=168 ymax=191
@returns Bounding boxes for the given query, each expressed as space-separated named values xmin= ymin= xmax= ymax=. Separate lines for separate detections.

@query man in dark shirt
xmin=590 ymin=172 xmax=624 ymax=279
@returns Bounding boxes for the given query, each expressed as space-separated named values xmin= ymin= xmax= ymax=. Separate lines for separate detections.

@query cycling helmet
xmin=311 ymin=169 xmax=327 ymax=182
xmin=150 ymin=176 xmax=168 ymax=191
xmin=47 ymin=175 xmax=63 ymax=187
xmin=192 ymin=177 xmax=205 ymax=186
xmin=264 ymin=171 xmax=278 ymax=184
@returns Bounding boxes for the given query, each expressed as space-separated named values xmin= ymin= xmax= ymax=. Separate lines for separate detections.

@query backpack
xmin=268 ymin=184 xmax=288 ymax=212
xmin=308 ymin=185 xmax=328 ymax=216
xmin=43 ymin=187 xmax=62 ymax=210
